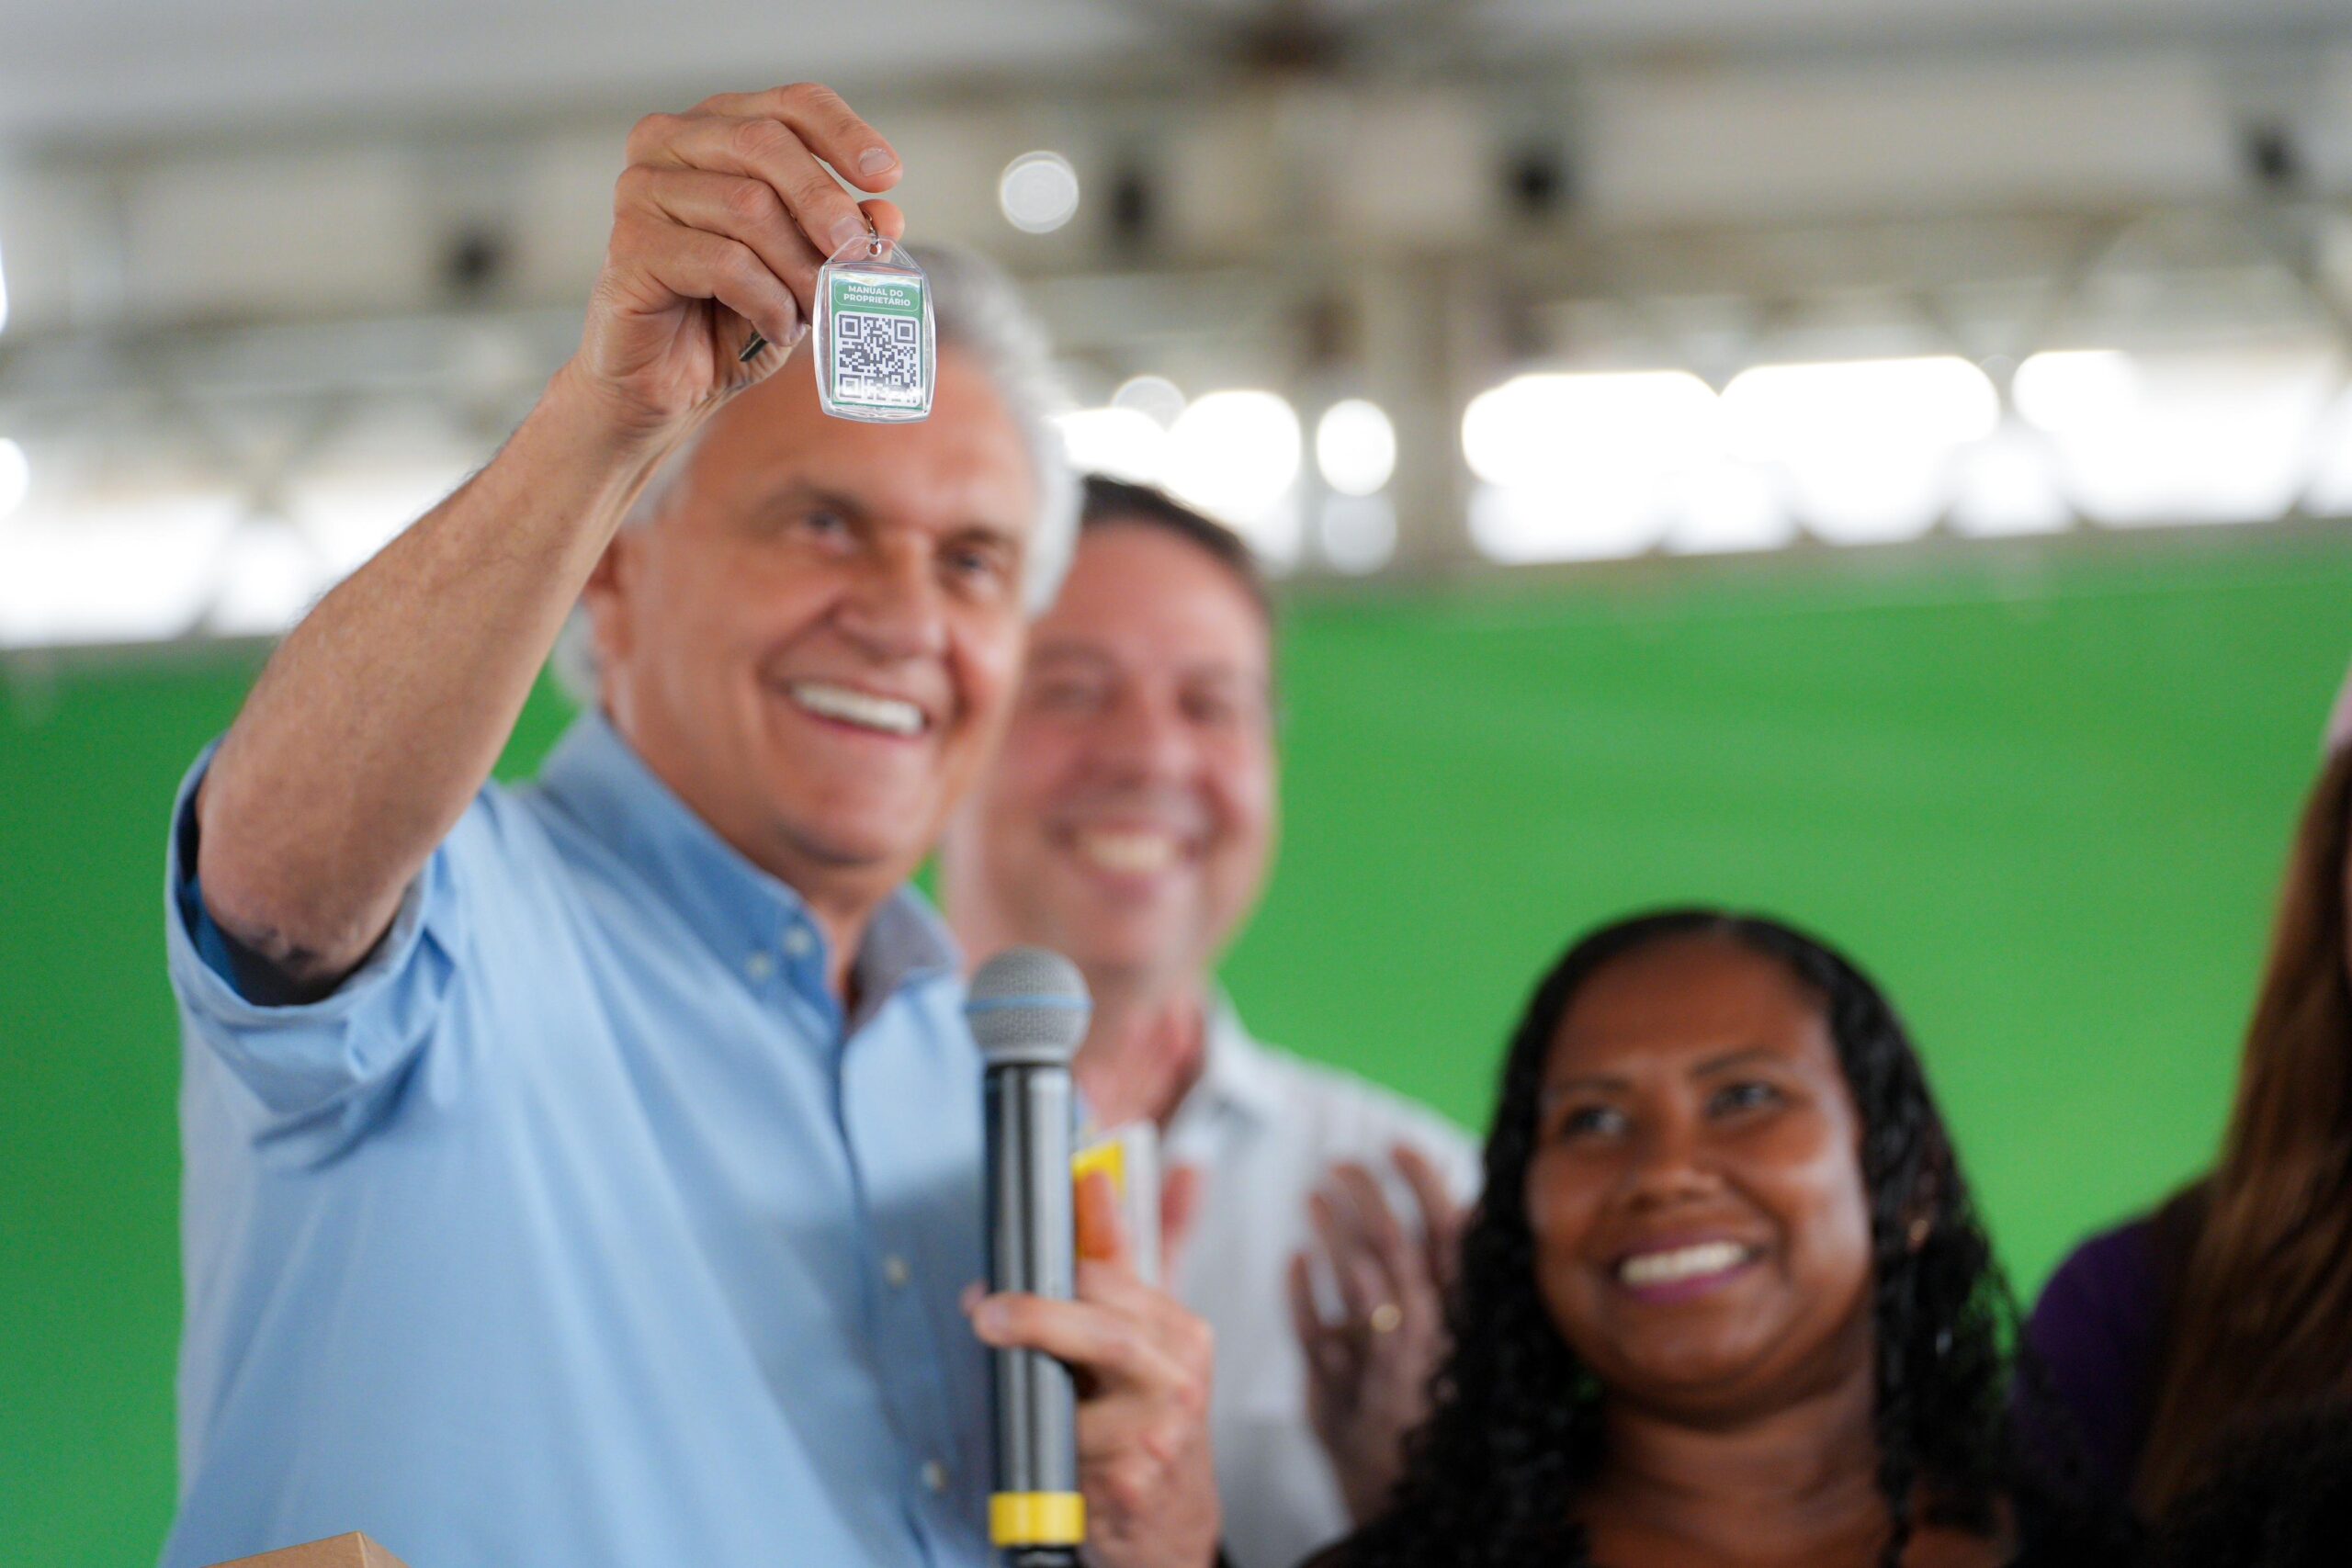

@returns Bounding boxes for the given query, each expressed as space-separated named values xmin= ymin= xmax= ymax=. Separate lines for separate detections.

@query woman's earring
xmin=1906 ymin=1214 xmax=1932 ymax=1250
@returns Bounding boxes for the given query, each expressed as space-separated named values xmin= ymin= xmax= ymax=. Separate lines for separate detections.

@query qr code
xmin=832 ymin=311 xmax=922 ymax=405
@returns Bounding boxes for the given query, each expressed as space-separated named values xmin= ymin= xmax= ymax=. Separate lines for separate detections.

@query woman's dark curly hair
xmin=1331 ymin=908 xmax=2065 ymax=1568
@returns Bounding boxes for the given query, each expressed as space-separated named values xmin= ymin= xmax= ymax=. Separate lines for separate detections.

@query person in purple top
xmin=2025 ymin=658 xmax=2352 ymax=1521
xmin=2018 ymin=1194 xmax=2197 ymax=1504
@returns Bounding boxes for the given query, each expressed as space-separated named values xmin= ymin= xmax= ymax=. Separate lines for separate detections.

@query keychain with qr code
xmin=813 ymin=232 xmax=934 ymax=423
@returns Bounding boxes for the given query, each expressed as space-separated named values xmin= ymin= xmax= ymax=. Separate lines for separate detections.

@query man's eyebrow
xmin=944 ymin=517 xmax=1024 ymax=550
xmin=1026 ymin=641 xmax=1115 ymax=667
xmin=752 ymin=479 xmax=872 ymax=521
xmin=1181 ymin=660 xmax=1272 ymax=691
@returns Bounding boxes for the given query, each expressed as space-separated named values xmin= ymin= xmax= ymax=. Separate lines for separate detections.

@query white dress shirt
xmin=1161 ymin=1004 xmax=1481 ymax=1568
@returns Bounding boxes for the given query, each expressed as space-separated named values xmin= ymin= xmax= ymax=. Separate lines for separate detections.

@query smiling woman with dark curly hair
xmin=1311 ymin=909 xmax=2123 ymax=1568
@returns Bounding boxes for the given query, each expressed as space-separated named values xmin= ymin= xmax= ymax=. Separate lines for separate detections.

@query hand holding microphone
xmin=967 ymin=949 xmax=1221 ymax=1568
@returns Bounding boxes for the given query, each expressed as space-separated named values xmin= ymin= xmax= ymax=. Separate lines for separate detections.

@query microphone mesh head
xmin=966 ymin=946 xmax=1091 ymax=1067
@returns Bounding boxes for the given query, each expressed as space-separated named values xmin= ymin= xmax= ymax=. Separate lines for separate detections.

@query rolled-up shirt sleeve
xmin=164 ymin=745 xmax=475 ymax=1152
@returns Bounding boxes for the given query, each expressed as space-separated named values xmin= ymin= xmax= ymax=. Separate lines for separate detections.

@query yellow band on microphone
xmin=990 ymin=1491 xmax=1086 ymax=1546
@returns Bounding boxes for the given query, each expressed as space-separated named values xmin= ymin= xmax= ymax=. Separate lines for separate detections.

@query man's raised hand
xmin=572 ymin=83 xmax=907 ymax=439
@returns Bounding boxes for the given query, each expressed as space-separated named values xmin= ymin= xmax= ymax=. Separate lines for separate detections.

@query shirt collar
xmin=532 ymin=710 xmax=958 ymax=1014
xmin=1172 ymin=991 xmax=1287 ymax=1132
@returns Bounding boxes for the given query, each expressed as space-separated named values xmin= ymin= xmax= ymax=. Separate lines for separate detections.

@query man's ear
xmin=580 ymin=531 xmax=636 ymax=674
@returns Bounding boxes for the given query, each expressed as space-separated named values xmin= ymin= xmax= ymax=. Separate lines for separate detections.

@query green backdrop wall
xmin=6 ymin=535 xmax=2349 ymax=1564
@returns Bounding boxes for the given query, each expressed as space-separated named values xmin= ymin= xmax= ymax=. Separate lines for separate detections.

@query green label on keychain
xmin=817 ymin=247 xmax=934 ymax=422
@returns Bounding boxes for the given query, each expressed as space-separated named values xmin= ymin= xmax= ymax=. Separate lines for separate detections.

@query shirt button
xmin=921 ymin=1459 xmax=948 ymax=1495
xmin=783 ymin=925 xmax=815 ymax=959
xmin=883 ymin=1255 xmax=911 ymax=1289
xmin=744 ymin=953 xmax=775 ymax=982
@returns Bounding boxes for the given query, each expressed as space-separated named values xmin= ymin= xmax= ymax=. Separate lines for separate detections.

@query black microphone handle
xmin=985 ymin=1061 xmax=1081 ymax=1564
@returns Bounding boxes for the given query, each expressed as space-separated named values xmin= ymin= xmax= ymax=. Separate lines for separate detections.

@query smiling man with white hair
xmin=160 ymin=85 xmax=1217 ymax=1568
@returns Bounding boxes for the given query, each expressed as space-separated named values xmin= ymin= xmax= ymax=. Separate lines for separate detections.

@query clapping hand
xmin=1286 ymin=1145 xmax=1465 ymax=1525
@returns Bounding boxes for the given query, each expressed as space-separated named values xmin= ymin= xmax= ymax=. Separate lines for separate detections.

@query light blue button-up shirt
xmin=159 ymin=712 xmax=996 ymax=1568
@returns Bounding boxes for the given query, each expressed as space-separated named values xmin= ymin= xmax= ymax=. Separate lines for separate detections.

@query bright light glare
xmin=1317 ymin=494 xmax=1396 ymax=573
xmin=1462 ymin=371 xmax=1719 ymax=490
xmin=1316 ymin=400 xmax=1396 ymax=497
xmin=209 ymin=518 xmax=330 ymax=637
xmin=1057 ymin=407 xmax=1167 ymax=485
xmin=1725 ymin=356 xmax=1998 ymax=453
xmin=1165 ymin=389 xmax=1302 ymax=525
xmin=1948 ymin=424 xmax=2071 ymax=538
xmin=2019 ymin=345 xmax=2330 ymax=526
xmin=0 ymin=438 xmax=28 ymax=520
xmin=1469 ymin=482 xmax=1664 ymax=563
xmin=1461 ymin=371 xmax=1718 ymax=562
xmin=2012 ymin=350 xmax=2139 ymax=435
xmin=1112 ymin=375 xmax=1186 ymax=428
xmin=2301 ymin=385 xmax=2352 ymax=516
xmin=999 ymin=152 xmax=1081 ymax=234
xmin=0 ymin=491 xmax=240 ymax=649
xmin=1722 ymin=356 xmax=1997 ymax=545
xmin=1661 ymin=462 xmax=1794 ymax=555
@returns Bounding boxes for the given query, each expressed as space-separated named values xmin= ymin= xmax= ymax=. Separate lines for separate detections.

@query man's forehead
xmin=695 ymin=351 xmax=1036 ymax=531
xmin=1033 ymin=529 xmax=1265 ymax=672
xmin=1061 ymin=526 xmax=1262 ymax=614
xmin=739 ymin=469 xmax=1033 ymax=542
xmin=1028 ymin=632 xmax=1256 ymax=671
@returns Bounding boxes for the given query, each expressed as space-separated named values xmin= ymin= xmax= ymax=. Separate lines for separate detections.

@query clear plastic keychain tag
xmin=813 ymin=233 xmax=934 ymax=423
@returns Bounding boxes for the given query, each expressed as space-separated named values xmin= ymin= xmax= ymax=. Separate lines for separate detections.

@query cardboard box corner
xmin=203 ymin=1530 xmax=412 ymax=1568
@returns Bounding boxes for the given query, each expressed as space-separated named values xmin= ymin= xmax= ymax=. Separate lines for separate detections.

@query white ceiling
xmin=7 ymin=0 xmax=2352 ymax=643
xmin=6 ymin=0 xmax=2348 ymax=147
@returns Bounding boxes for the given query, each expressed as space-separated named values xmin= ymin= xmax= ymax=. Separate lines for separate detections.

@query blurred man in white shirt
xmin=941 ymin=477 xmax=1478 ymax=1568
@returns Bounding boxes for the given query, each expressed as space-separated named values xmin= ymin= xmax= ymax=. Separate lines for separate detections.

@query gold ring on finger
xmin=1368 ymin=1302 xmax=1403 ymax=1335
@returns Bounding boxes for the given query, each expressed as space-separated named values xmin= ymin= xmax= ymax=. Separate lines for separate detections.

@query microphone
xmin=967 ymin=947 xmax=1092 ymax=1567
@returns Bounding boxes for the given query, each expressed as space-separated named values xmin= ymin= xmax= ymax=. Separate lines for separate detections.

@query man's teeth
xmin=1618 ymin=1242 xmax=1750 ymax=1289
xmin=789 ymin=682 xmax=923 ymax=737
xmin=1077 ymin=829 xmax=1177 ymax=874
